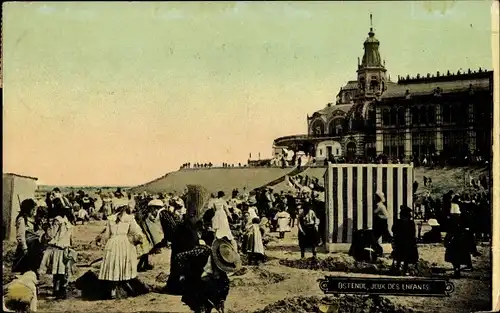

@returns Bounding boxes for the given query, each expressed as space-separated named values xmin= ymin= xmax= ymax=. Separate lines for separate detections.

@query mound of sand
xmin=230 ymin=267 xmax=288 ymax=287
xmin=253 ymin=295 xmax=418 ymax=313
xmin=279 ymin=254 xmax=434 ymax=277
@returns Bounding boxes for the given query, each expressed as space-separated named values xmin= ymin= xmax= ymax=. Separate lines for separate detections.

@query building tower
xmin=356 ymin=14 xmax=387 ymax=99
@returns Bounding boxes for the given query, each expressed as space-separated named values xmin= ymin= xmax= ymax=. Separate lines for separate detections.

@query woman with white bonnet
xmin=373 ymin=190 xmax=392 ymax=244
xmin=97 ymin=198 xmax=143 ymax=299
xmin=202 ymin=191 xmax=238 ymax=278
xmin=247 ymin=197 xmax=259 ymax=221
xmin=422 ymin=218 xmax=442 ymax=243
xmin=136 ymin=199 xmax=164 ymax=272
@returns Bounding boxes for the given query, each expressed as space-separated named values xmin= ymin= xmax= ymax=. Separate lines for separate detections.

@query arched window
xmin=390 ymin=108 xmax=398 ymax=126
xmin=359 ymin=78 xmax=366 ymax=91
xmin=311 ymin=119 xmax=325 ymax=135
xmin=398 ymin=107 xmax=406 ymax=126
xmin=366 ymin=107 xmax=376 ymax=130
xmin=442 ymin=103 xmax=451 ymax=123
xmin=411 ymin=106 xmax=419 ymax=125
xmin=328 ymin=118 xmax=344 ymax=136
xmin=370 ymin=79 xmax=379 ymax=91
xmin=427 ymin=105 xmax=436 ymax=124
xmin=382 ymin=109 xmax=390 ymax=125
xmin=419 ymin=106 xmax=428 ymax=124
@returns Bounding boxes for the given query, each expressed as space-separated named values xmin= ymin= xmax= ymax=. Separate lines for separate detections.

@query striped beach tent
xmin=324 ymin=164 xmax=414 ymax=244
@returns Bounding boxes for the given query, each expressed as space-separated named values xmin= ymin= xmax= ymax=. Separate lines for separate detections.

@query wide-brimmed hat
xmin=211 ymin=238 xmax=242 ymax=273
xmin=428 ymin=218 xmax=440 ymax=227
xmin=82 ymin=197 xmax=90 ymax=203
xmin=148 ymin=199 xmax=164 ymax=207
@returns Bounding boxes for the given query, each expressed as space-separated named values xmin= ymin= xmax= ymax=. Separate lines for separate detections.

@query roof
xmin=312 ymin=104 xmax=354 ymax=117
xmin=381 ymin=77 xmax=490 ymax=99
xmin=3 ymin=173 xmax=38 ymax=181
xmin=342 ymin=80 xmax=358 ymax=90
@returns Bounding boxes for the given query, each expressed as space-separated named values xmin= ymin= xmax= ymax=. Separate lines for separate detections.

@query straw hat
xmin=113 ymin=198 xmax=129 ymax=209
xmin=428 ymin=218 xmax=440 ymax=227
xmin=148 ymin=199 xmax=164 ymax=207
xmin=211 ymin=238 xmax=242 ymax=273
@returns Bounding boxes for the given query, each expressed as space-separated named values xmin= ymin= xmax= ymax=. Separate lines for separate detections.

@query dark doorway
xmin=347 ymin=142 xmax=356 ymax=161
xmin=327 ymin=146 xmax=333 ymax=157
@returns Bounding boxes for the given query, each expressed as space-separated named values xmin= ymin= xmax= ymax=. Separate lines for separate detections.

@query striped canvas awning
xmin=324 ymin=164 xmax=414 ymax=244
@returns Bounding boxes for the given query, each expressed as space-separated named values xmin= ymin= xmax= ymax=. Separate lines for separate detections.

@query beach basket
xmin=185 ymin=185 xmax=211 ymax=221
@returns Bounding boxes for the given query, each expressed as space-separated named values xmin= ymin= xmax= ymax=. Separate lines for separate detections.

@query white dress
xmin=98 ymin=213 xmax=141 ymax=281
xmin=275 ymin=211 xmax=291 ymax=232
xmin=39 ymin=216 xmax=73 ymax=276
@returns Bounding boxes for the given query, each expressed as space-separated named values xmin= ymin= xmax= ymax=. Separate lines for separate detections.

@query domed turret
xmin=356 ymin=14 xmax=387 ymax=98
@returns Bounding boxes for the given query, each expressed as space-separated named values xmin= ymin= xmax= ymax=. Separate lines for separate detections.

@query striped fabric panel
xmin=324 ymin=165 xmax=414 ymax=244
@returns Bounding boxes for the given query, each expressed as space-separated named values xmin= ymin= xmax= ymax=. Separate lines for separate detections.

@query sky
xmin=3 ymin=1 xmax=493 ymax=186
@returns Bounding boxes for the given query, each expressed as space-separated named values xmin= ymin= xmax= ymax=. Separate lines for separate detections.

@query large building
xmin=273 ymin=22 xmax=493 ymax=163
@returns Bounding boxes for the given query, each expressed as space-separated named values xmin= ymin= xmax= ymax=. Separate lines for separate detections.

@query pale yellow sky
xmin=3 ymin=1 xmax=493 ymax=186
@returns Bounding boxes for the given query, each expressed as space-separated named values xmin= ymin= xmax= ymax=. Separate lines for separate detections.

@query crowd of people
xmin=179 ymin=162 xmax=248 ymax=170
xmin=4 ymin=168 xmax=491 ymax=312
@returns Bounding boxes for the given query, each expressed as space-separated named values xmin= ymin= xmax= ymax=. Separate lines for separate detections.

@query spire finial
xmin=370 ymin=13 xmax=373 ymax=31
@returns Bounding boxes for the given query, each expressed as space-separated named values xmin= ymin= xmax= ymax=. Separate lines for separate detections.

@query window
xmin=382 ymin=109 xmax=390 ymax=125
xmin=427 ymin=105 xmax=436 ymax=124
xmin=390 ymin=108 xmax=397 ymax=126
xmin=419 ymin=106 xmax=427 ymax=124
xmin=442 ymin=131 xmax=468 ymax=157
xmin=383 ymin=132 xmax=404 ymax=158
xmin=319 ymin=149 xmax=323 ymax=156
xmin=411 ymin=106 xmax=419 ymax=125
xmin=398 ymin=107 xmax=406 ymax=126
xmin=412 ymin=132 xmax=436 ymax=158
xmin=442 ymin=103 xmax=451 ymax=123
xmin=311 ymin=119 xmax=325 ymax=135
xmin=336 ymin=149 xmax=339 ymax=154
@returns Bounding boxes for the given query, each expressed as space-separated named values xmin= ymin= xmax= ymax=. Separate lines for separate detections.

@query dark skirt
xmin=445 ymin=230 xmax=475 ymax=267
xmin=12 ymin=239 xmax=44 ymax=274
xmin=298 ymin=225 xmax=318 ymax=249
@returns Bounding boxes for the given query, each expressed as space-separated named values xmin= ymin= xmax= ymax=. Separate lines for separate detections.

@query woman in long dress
xmin=12 ymin=199 xmax=44 ymax=275
xmin=38 ymin=198 xmax=75 ymax=299
xmin=135 ymin=200 xmax=164 ymax=272
xmin=297 ymin=199 xmax=319 ymax=259
xmin=243 ymin=217 xmax=266 ymax=265
xmin=391 ymin=206 xmax=419 ymax=275
xmin=97 ymin=200 xmax=143 ymax=299
xmin=164 ymin=211 xmax=200 ymax=295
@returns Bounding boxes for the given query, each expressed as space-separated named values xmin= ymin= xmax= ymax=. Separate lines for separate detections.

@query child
xmin=244 ymin=217 xmax=266 ymax=265
xmin=76 ymin=207 xmax=90 ymax=225
xmin=3 ymin=271 xmax=38 ymax=312
xmin=274 ymin=207 xmax=291 ymax=239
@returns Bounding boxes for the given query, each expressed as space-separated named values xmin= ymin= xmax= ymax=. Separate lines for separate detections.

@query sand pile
xmin=253 ymin=295 xmax=418 ymax=313
xmin=240 ymin=254 xmax=278 ymax=266
xmin=279 ymin=254 xmax=434 ymax=277
xmin=230 ymin=267 xmax=287 ymax=287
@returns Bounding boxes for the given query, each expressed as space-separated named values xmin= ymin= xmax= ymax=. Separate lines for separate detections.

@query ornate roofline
xmin=397 ymin=69 xmax=492 ymax=84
